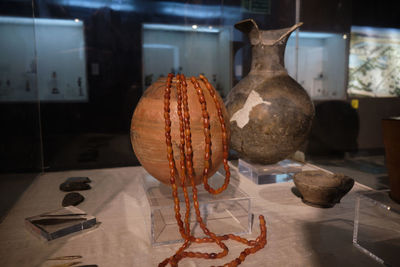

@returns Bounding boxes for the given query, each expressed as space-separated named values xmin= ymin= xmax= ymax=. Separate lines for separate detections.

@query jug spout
xmin=235 ymin=19 xmax=303 ymax=73
xmin=235 ymin=19 xmax=303 ymax=46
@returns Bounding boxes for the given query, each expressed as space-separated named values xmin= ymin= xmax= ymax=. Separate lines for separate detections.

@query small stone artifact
xmin=62 ymin=192 xmax=85 ymax=207
xmin=226 ymin=19 xmax=314 ymax=164
xmin=65 ymin=177 xmax=91 ymax=183
xmin=60 ymin=177 xmax=91 ymax=192
xmin=131 ymin=74 xmax=267 ymax=266
xmin=293 ymin=170 xmax=354 ymax=208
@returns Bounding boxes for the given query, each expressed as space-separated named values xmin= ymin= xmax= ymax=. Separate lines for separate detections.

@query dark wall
xmin=300 ymin=0 xmax=400 ymax=33
xmin=301 ymin=0 xmax=352 ymax=33
xmin=355 ymin=98 xmax=400 ymax=150
xmin=352 ymin=0 xmax=400 ymax=28
xmin=307 ymin=98 xmax=400 ymax=157
xmin=0 ymin=104 xmax=43 ymax=172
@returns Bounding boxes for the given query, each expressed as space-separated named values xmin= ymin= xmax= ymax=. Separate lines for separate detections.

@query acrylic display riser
xmin=142 ymin=171 xmax=252 ymax=246
xmin=353 ymin=190 xmax=400 ymax=266
xmin=238 ymin=158 xmax=320 ymax=185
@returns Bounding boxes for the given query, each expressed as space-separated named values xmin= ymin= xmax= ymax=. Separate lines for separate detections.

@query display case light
xmin=143 ymin=23 xmax=220 ymax=33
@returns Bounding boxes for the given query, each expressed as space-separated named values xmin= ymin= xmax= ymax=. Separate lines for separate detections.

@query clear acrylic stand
xmin=143 ymin=171 xmax=252 ymax=246
xmin=238 ymin=158 xmax=318 ymax=184
xmin=353 ymin=190 xmax=400 ymax=266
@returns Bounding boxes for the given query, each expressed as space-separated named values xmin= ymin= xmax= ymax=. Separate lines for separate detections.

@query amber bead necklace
xmin=160 ymin=73 xmax=267 ymax=267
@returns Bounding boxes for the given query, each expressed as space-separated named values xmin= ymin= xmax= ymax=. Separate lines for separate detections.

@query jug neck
xmin=250 ymin=43 xmax=287 ymax=73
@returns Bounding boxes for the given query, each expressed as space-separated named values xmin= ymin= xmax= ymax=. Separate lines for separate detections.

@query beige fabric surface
xmin=0 ymin=165 xmax=380 ymax=267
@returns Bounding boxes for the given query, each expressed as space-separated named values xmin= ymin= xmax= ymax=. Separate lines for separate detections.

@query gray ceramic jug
xmin=226 ymin=19 xmax=314 ymax=164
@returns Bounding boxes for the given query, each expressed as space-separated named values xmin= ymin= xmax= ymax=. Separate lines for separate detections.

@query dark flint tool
xmin=62 ymin=192 xmax=85 ymax=207
xmin=60 ymin=177 xmax=91 ymax=192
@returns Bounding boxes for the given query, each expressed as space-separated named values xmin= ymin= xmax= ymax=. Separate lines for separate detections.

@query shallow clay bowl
xmin=293 ymin=170 xmax=354 ymax=208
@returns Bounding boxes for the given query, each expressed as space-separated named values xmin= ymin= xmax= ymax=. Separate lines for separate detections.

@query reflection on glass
xmin=0 ymin=16 xmax=88 ymax=102
xmin=285 ymin=31 xmax=347 ymax=100
xmin=142 ymin=23 xmax=232 ymax=97
xmin=0 ymin=16 xmax=36 ymax=102
xmin=348 ymin=26 xmax=400 ymax=97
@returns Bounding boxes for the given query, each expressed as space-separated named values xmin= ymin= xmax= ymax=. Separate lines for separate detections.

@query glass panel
xmin=0 ymin=10 xmax=42 ymax=173
xmin=35 ymin=18 xmax=88 ymax=102
xmin=28 ymin=0 xmax=296 ymax=171
xmin=142 ymin=23 xmax=232 ymax=97
xmin=0 ymin=0 xmax=42 ymax=222
xmin=286 ymin=31 xmax=348 ymax=99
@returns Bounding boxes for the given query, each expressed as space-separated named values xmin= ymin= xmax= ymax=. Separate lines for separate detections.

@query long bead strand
xmin=190 ymin=76 xmax=230 ymax=194
xmin=159 ymin=74 xmax=267 ymax=267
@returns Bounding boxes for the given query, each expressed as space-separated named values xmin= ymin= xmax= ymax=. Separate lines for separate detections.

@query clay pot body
xmin=382 ymin=118 xmax=400 ymax=203
xmin=131 ymin=76 xmax=230 ymax=185
xmin=293 ymin=170 xmax=354 ymax=208
xmin=226 ymin=19 xmax=314 ymax=164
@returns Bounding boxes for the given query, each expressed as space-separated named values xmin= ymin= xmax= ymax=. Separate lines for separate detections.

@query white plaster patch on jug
xmin=230 ymin=90 xmax=271 ymax=129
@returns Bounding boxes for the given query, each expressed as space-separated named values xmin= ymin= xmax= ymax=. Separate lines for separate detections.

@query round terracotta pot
xmin=382 ymin=118 xmax=400 ymax=203
xmin=130 ymin=76 xmax=230 ymax=186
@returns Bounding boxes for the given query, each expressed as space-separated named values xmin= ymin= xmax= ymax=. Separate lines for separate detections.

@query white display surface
xmin=0 ymin=16 xmax=88 ymax=102
xmin=0 ymin=165 xmax=380 ymax=267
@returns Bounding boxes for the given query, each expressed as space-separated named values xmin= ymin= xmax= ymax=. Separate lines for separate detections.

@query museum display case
xmin=1 ymin=0 xmax=400 ymax=266
xmin=0 ymin=0 xmax=397 ymax=169
xmin=0 ymin=0 xmax=361 ymax=172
